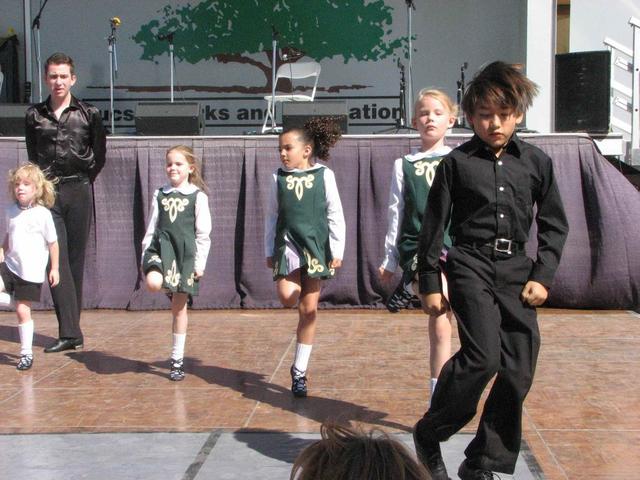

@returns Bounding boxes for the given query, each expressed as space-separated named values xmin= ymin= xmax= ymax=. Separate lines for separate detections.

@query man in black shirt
xmin=412 ymin=62 xmax=569 ymax=480
xmin=25 ymin=52 xmax=106 ymax=353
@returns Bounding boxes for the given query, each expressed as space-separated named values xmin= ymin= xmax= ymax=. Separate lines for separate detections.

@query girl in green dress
xmin=379 ymin=89 xmax=457 ymax=401
xmin=264 ymin=118 xmax=345 ymax=397
xmin=142 ymin=145 xmax=211 ymax=381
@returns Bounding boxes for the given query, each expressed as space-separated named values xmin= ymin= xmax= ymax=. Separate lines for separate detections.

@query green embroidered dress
xmin=142 ymin=188 xmax=203 ymax=295
xmin=381 ymin=149 xmax=452 ymax=276
xmin=397 ymin=155 xmax=452 ymax=273
xmin=267 ymin=165 xmax=345 ymax=280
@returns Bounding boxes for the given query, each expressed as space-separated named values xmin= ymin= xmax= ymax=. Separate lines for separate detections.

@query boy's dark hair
xmin=290 ymin=423 xmax=430 ymax=480
xmin=45 ymin=52 xmax=75 ymax=75
xmin=462 ymin=61 xmax=538 ymax=116
xmin=282 ymin=117 xmax=342 ymax=161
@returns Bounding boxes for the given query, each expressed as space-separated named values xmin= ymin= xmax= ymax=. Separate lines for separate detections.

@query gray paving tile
xmin=0 ymin=432 xmax=542 ymax=479
xmin=0 ymin=432 xmax=209 ymax=480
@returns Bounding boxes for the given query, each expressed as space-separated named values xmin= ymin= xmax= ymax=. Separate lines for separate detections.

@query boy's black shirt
xmin=417 ymin=134 xmax=569 ymax=294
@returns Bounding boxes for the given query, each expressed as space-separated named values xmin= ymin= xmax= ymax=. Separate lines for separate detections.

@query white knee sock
xmin=18 ymin=320 xmax=34 ymax=356
xmin=171 ymin=333 xmax=186 ymax=360
xmin=428 ymin=378 xmax=439 ymax=407
xmin=430 ymin=377 xmax=438 ymax=394
xmin=294 ymin=343 xmax=313 ymax=374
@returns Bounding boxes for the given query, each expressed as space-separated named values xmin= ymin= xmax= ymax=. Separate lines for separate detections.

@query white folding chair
xmin=262 ymin=61 xmax=321 ymax=133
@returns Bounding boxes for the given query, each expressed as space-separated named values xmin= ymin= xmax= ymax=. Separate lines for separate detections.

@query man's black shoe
xmin=458 ymin=460 xmax=498 ymax=479
xmin=44 ymin=338 xmax=83 ymax=353
xmin=412 ymin=422 xmax=450 ymax=480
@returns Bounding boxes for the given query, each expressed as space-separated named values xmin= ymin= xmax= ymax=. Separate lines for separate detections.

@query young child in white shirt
xmin=0 ymin=164 xmax=59 ymax=370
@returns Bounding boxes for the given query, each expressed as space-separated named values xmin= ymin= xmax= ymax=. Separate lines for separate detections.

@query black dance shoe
xmin=458 ymin=460 xmax=499 ymax=479
xmin=17 ymin=354 xmax=33 ymax=370
xmin=169 ymin=358 xmax=185 ymax=381
xmin=290 ymin=366 xmax=308 ymax=398
xmin=44 ymin=338 xmax=83 ymax=353
xmin=386 ymin=268 xmax=419 ymax=313
xmin=413 ymin=422 xmax=450 ymax=480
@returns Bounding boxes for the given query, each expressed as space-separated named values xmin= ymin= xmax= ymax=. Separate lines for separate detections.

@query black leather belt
xmin=55 ymin=174 xmax=88 ymax=184
xmin=456 ymin=238 xmax=525 ymax=256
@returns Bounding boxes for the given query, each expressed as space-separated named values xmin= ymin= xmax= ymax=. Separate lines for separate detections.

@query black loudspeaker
xmin=555 ymin=51 xmax=610 ymax=133
xmin=0 ymin=103 xmax=29 ymax=136
xmin=135 ymin=102 xmax=203 ymax=136
xmin=282 ymin=101 xmax=348 ymax=133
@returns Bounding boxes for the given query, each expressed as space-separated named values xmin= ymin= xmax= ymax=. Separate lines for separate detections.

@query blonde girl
xmin=141 ymin=145 xmax=211 ymax=381
xmin=0 ymin=164 xmax=59 ymax=370
xmin=379 ymin=88 xmax=457 ymax=400
xmin=265 ymin=117 xmax=345 ymax=397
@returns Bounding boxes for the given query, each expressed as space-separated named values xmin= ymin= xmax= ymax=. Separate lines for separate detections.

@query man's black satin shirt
xmin=25 ymin=95 xmax=106 ymax=182
xmin=417 ymin=134 xmax=569 ymax=294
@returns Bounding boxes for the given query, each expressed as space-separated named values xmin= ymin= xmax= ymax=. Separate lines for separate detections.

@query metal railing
xmin=604 ymin=16 xmax=640 ymax=164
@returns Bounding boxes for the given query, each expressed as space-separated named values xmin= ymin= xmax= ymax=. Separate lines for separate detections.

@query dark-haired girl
xmin=264 ymin=118 xmax=345 ymax=397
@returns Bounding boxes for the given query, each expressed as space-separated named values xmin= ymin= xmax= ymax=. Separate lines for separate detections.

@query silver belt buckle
xmin=494 ymin=238 xmax=512 ymax=254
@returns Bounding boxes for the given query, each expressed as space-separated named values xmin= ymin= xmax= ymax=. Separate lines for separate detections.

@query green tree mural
xmin=133 ymin=0 xmax=404 ymax=92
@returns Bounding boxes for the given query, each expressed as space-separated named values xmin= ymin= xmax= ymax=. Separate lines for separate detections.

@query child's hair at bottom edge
xmin=290 ymin=422 xmax=430 ymax=480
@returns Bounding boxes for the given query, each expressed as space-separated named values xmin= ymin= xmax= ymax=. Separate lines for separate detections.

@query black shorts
xmin=0 ymin=262 xmax=42 ymax=302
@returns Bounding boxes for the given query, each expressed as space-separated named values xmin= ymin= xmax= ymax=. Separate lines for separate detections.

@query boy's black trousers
xmin=416 ymin=244 xmax=540 ymax=474
xmin=49 ymin=178 xmax=92 ymax=341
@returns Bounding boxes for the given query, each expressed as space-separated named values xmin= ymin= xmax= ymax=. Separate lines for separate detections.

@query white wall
xmin=570 ymin=0 xmax=639 ymax=52
xmin=526 ymin=0 xmax=556 ymax=133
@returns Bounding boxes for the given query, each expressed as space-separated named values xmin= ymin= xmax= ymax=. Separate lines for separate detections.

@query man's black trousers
xmin=49 ymin=179 xmax=92 ymax=340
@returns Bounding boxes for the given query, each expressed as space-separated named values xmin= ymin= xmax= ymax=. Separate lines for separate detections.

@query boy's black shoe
xmin=290 ymin=365 xmax=308 ymax=397
xmin=458 ymin=460 xmax=499 ymax=479
xmin=412 ymin=422 xmax=450 ymax=480
xmin=169 ymin=358 xmax=185 ymax=381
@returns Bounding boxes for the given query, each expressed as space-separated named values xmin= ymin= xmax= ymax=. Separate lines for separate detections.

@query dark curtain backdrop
xmin=0 ymin=134 xmax=637 ymax=310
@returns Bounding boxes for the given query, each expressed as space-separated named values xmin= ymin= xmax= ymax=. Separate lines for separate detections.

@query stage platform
xmin=0 ymin=308 xmax=638 ymax=479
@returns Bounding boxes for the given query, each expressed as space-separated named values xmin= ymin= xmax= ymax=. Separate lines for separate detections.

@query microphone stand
xmin=405 ymin=0 xmax=415 ymax=118
xmin=170 ymin=34 xmax=174 ymax=103
xmin=31 ymin=0 xmax=50 ymax=103
xmin=377 ymin=60 xmax=416 ymax=134
xmin=455 ymin=62 xmax=468 ymax=129
xmin=263 ymin=27 xmax=280 ymax=133
xmin=398 ymin=60 xmax=407 ymax=129
xmin=157 ymin=32 xmax=176 ymax=102
xmin=108 ymin=20 xmax=119 ymax=134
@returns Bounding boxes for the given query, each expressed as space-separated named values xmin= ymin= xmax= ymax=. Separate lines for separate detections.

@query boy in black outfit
xmin=412 ymin=61 xmax=569 ymax=480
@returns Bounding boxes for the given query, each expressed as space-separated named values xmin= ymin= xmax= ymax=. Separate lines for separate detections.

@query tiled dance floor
xmin=0 ymin=308 xmax=638 ymax=479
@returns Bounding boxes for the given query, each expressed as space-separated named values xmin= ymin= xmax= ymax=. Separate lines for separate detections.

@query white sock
xmin=430 ymin=377 xmax=438 ymax=394
xmin=0 ymin=291 xmax=12 ymax=306
xmin=294 ymin=342 xmax=313 ymax=374
xmin=171 ymin=333 xmax=186 ymax=360
xmin=18 ymin=320 xmax=34 ymax=356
